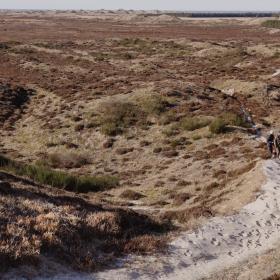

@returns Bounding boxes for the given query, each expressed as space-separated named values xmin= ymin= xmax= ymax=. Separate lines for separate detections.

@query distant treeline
xmin=147 ymin=12 xmax=280 ymax=18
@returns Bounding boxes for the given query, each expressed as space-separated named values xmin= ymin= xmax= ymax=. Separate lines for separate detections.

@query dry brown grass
xmin=120 ymin=189 xmax=145 ymax=200
xmin=0 ymin=172 xmax=169 ymax=273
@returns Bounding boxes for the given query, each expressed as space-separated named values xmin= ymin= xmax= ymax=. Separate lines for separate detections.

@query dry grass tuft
xmin=42 ymin=152 xmax=91 ymax=169
xmin=162 ymin=205 xmax=214 ymax=225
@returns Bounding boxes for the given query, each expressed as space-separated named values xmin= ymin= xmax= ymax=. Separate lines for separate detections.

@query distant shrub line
xmin=0 ymin=155 xmax=119 ymax=193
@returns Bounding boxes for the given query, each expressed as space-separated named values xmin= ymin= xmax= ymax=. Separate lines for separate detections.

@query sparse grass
xmin=262 ymin=20 xmax=280 ymax=29
xmin=0 ymin=155 xmax=119 ymax=193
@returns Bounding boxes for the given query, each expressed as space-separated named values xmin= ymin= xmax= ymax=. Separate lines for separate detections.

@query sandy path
xmin=5 ymin=159 xmax=280 ymax=280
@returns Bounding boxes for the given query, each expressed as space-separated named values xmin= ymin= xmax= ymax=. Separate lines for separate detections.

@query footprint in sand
xmin=211 ymin=238 xmax=221 ymax=246
xmin=265 ymin=220 xmax=272 ymax=226
xmin=256 ymin=221 xmax=262 ymax=227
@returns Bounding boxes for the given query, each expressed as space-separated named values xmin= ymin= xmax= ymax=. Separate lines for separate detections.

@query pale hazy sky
xmin=0 ymin=0 xmax=279 ymax=11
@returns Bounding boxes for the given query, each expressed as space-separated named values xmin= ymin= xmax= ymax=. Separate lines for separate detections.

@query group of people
xmin=267 ymin=130 xmax=280 ymax=159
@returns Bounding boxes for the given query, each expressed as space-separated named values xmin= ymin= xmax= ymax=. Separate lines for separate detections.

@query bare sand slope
xmin=8 ymin=159 xmax=279 ymax=280
xmin=90 ymin=160 xmax=280 ymax=280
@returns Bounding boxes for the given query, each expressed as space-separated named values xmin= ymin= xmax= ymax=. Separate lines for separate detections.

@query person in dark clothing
xmin=275 ymin=132 xmax=280 ymax=159
xmin=267 ymin=130 xmax=276 ymax=158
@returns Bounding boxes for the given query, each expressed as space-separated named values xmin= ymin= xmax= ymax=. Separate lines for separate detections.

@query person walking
xmin=267 ymin=130 xmax=276 ymax=158
xmin=275 ymin=132 xmax=280 ymax=159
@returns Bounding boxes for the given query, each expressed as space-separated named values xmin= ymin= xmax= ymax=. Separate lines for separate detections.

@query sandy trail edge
xmin=5 ymin=159 xmax=280 ymax=280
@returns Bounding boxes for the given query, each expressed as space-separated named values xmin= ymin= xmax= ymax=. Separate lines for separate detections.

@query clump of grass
xmin=180 ymin=116 xmax=211 ymax=131
xmin=99 ymin=101 xmax=146 ymax=136
xmin=0 ymin=155 xmax=119 ymax=193
xmin=262 ymin=20 xmax=280 ymax=29
xmin=192 ymin=135 xmax=202 ymax=141
xmin=220 ymin=112 xmax=247 ymax=127
xmin=140 ymin=95 xmax=170 ymax=116
xmin=209 ymin=112 xmax=247 ymax=134
xmin=209 ymin=118 xmax=227 ymax=134
xmin=162 ymin=124 xmax=180 ymax=137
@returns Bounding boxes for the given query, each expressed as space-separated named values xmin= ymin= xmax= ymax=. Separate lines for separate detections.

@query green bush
xmin=99 ymin=101 xmax=146 ymax=136
xmin=262 ymin=20 xmax=280 ymax=29
xmin=0 ymin=155 xmax=119 ymax=193
xmin=209 ymin=118 xmax=227 ymax=134
xmin=180 ymin=116 xmax=211 ymax=131
xmin=209 ymin=112 xmax=248 ymax=134
xmin=220 ymin=112 xmax=246 ymax=127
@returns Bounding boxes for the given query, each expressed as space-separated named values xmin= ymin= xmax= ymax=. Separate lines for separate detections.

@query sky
xmin=0 ymin=0 xmax=279 ymax=11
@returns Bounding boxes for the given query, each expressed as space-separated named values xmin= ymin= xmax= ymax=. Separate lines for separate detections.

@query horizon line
xmin=0 ymin=9 xmax=279 ymax=12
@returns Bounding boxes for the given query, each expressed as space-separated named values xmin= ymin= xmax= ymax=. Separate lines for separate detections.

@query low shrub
xmin=99 ymin=101 xmax=146 ymax=136
xmin=120 ymin=189 xmax=145 ymax=200
xmin=140 ymin=95 xmax=170 ymax=116
xmin=209 ymin=112 xmax=248 ymax=134
xmin=180 ymin=116 xmax=211 ymax=131
xmin=220 ymin=112 xmax=247 ymax=127
xmin=0 ymin=155 xmax=119 ymax=193
xmin=209 ymin=118 xmax=227 ymax=134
